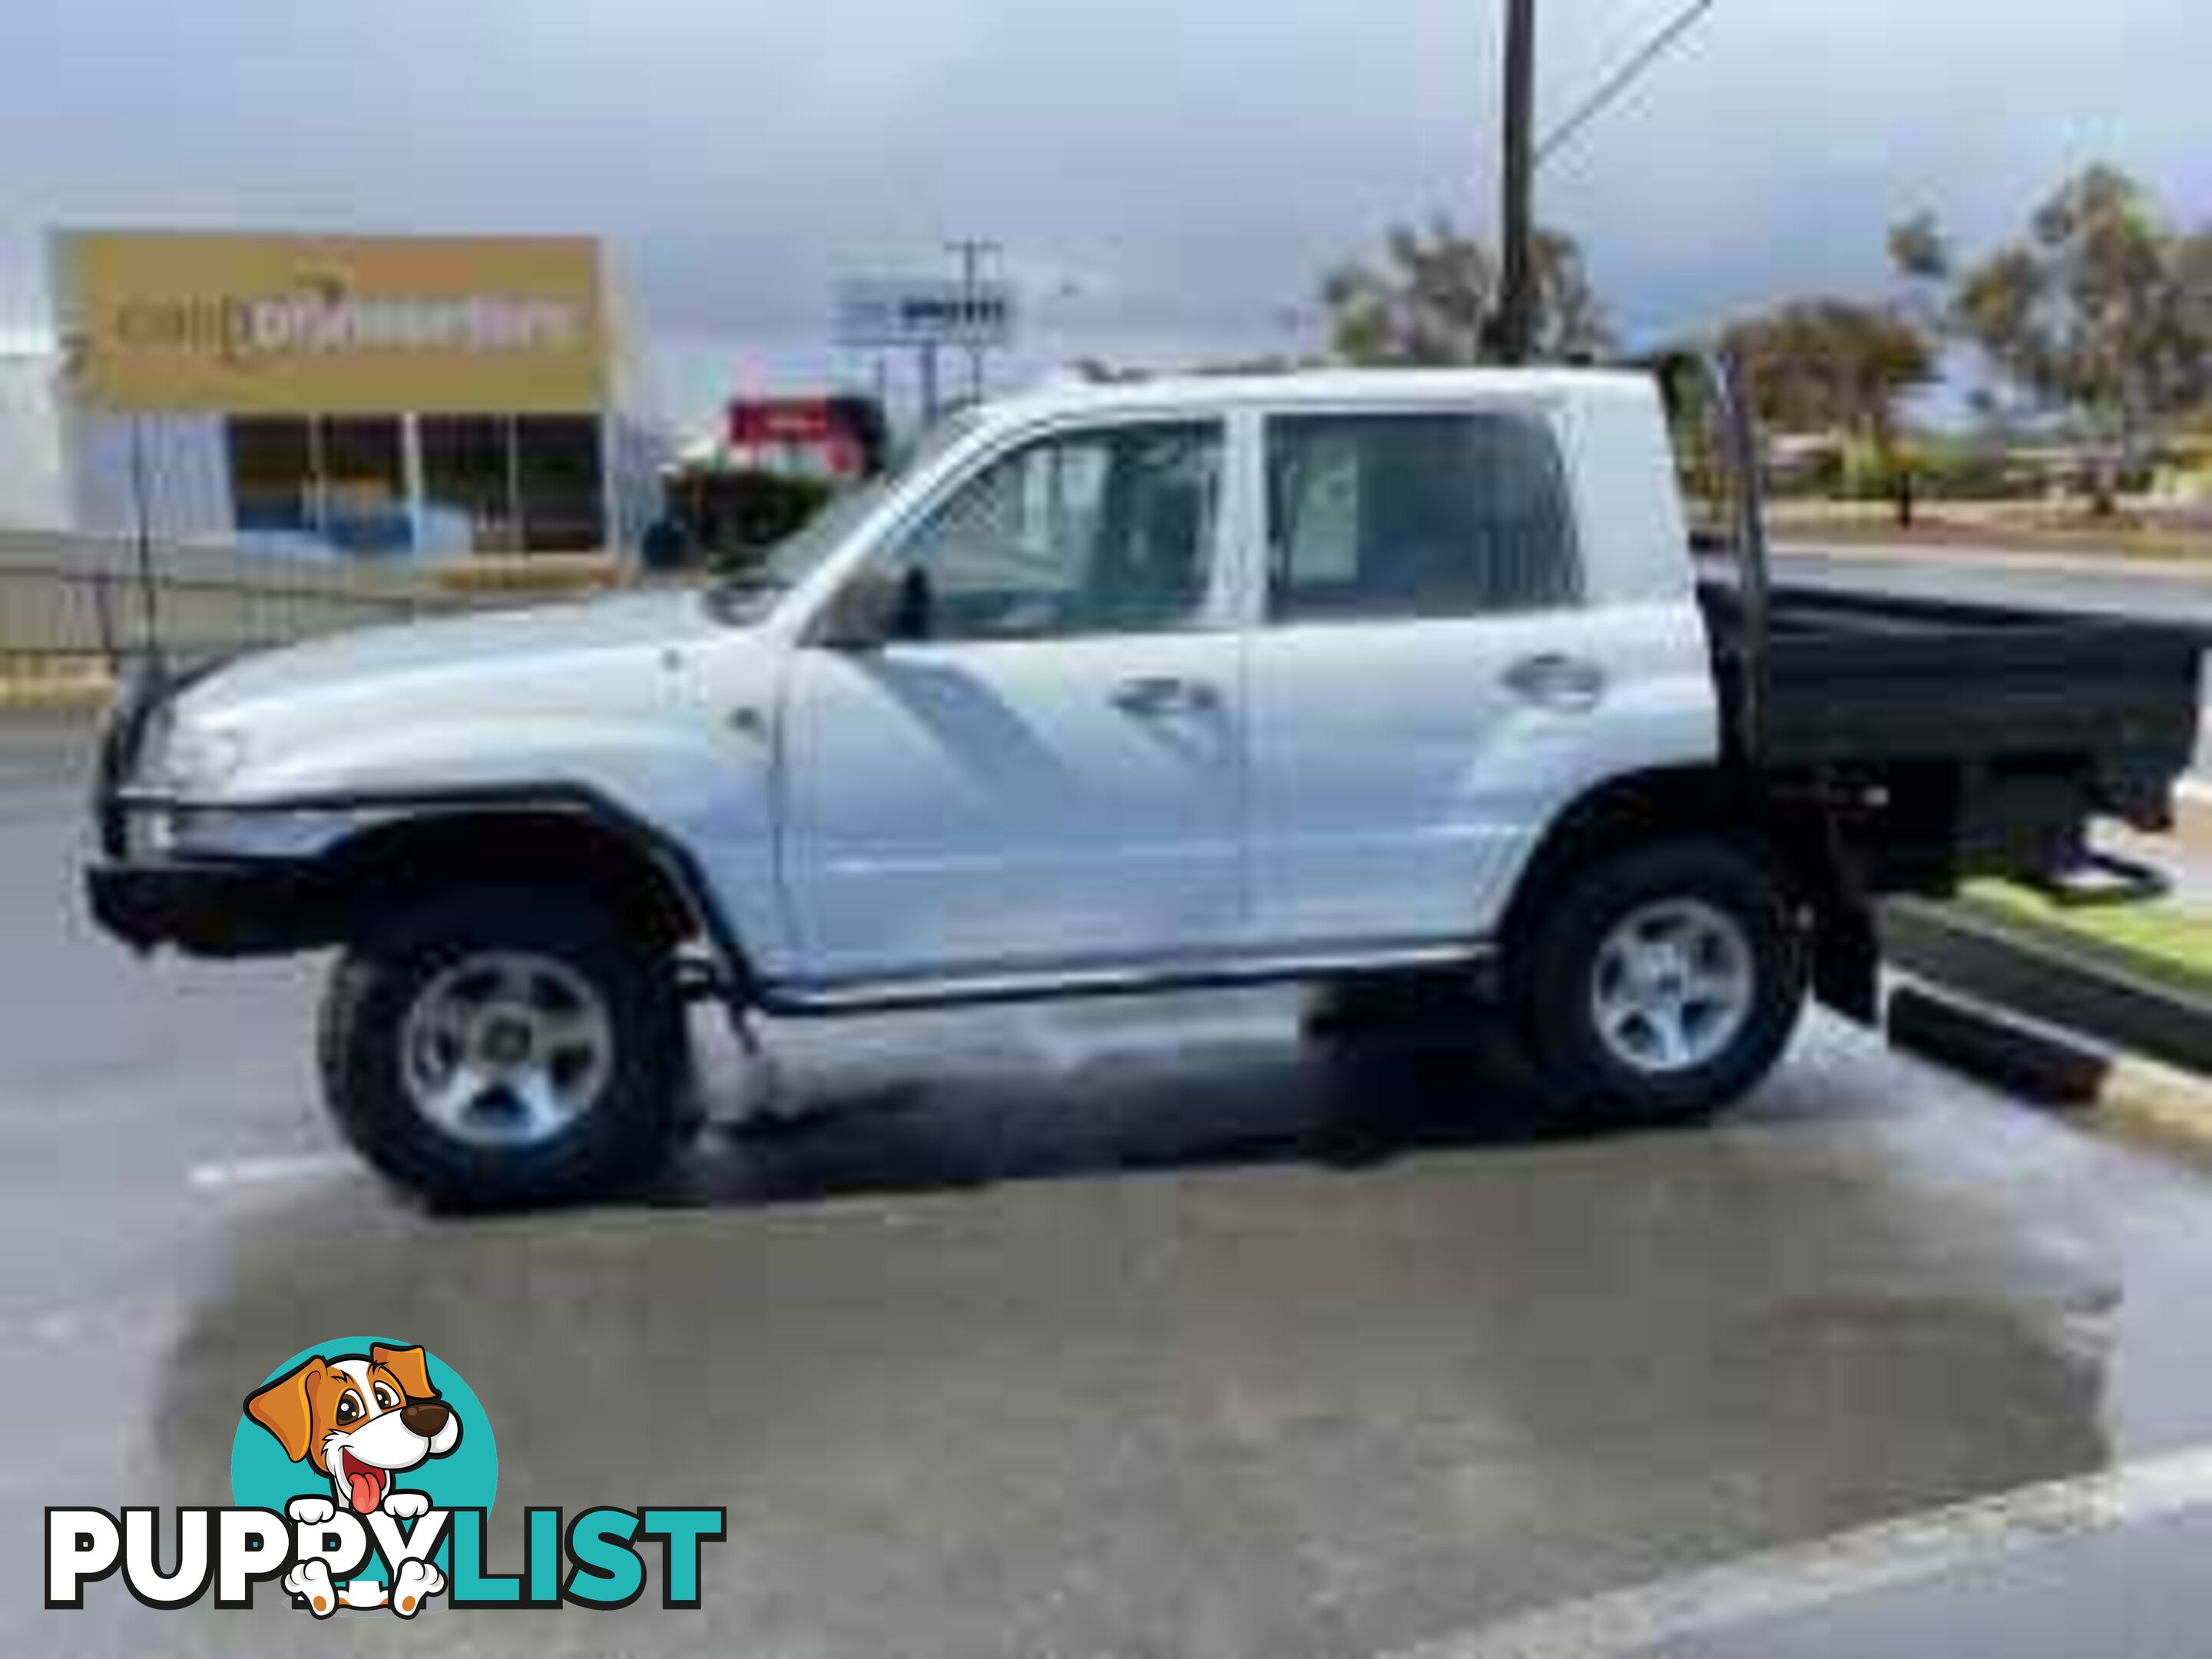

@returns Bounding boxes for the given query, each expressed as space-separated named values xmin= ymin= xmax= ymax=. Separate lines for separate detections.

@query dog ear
xmin=245 ymin=1357 xmax=326 ymax=1465
xmin=371 ymin=1343 xmax=437 ymax=1401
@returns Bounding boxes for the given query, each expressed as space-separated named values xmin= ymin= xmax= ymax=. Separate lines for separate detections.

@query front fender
xmin=123 ymin=712 xmax=793 ymax=977
xmin=248 ymin=715 xmax=789 ymax=971
xmin=239 ymin=714 xmax=763 ymax=833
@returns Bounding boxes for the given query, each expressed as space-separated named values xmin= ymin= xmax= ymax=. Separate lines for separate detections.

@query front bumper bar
xmin=87 ymin=651 xmax=333 ymax=956
xmin=93 ymin=661 xmax=170 ymax=860
xmin=86 ymin=858 xmax=336 ymax=956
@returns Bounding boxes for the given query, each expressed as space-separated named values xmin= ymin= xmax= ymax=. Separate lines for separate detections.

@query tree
xmin=1319 ymin=217 xmax=1614 ymax=366
xmin=1718 ymin=298 xmax=1936 ymax=450
xmin=1887 ymin=210 xmax=1952 ymax=340
xmin=1716 ymin=298 xmax=1935 ymax=525
xmin=1895 ymin=166 xmax=2212 ymax=511
xmin=2177 ymin=227 xmax=2212 ymax=422
xmin=1887 ymin=210 xmax=1951 ymax=286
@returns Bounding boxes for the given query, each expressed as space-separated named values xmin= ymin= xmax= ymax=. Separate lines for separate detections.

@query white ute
xmin=88 ymin=363 xmax=2201 ymax=1204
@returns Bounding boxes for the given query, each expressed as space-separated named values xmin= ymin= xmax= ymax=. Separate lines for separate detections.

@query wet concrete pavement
xmin=13 ymin=714 xmax=2212 ymax=1656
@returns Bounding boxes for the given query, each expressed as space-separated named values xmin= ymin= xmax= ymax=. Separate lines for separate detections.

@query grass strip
xmin=1952 ymin=879 xmax=2212 ymax=1005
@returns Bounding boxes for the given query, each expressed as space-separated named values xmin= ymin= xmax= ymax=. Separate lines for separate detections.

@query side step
xmin=757 ymin=942 xmax=1495 ymax=1018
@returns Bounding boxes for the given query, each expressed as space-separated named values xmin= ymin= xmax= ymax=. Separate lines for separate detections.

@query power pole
xmin=125 ymin=413 xmax=162 ymax=667
xmin=919 ymin=342 xmax=941 ymax=429
xmin=946 ymin=238 xmax=1002 ymax=402
xmin=1498 ymin=0 xmax=1538 ymax=365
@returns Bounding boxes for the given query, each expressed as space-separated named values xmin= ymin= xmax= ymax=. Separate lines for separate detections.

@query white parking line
xmin=1385 ymin=1444 xmax=2212 ymax=1659
xmin=187 ymin=1151 xmax=353 ymax=1190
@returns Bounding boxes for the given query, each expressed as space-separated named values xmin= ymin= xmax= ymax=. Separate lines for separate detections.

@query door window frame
xmin=1256 ymin=403 xmax=1586 ymax=627
xmin=806 ymin=412 xmax=1244 ymax=647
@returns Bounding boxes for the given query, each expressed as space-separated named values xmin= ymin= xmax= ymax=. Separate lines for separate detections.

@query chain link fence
xmin=0 ymin=531 xmax=466 ymax=687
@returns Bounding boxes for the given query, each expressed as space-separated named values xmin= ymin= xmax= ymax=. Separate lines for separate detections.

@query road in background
xmin=1780 ymin=542 xmax=2212 ymax=624
xmin=13 ymin=714 xmax=2212 ymax=1656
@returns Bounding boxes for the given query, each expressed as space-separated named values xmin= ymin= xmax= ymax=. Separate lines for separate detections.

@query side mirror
xmin=816 ymin=564 xmax=934 ymax=650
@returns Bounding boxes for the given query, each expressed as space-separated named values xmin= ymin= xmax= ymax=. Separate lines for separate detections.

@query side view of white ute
xmin=88 ymin=359 xmax=2202 ymax=1204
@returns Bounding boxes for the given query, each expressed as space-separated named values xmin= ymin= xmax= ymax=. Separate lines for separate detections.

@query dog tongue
xmin=346 ymin=1463 xmax=382 ymax=1513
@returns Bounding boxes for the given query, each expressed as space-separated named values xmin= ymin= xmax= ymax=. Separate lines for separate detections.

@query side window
xmin=1266 ymin=412 xmax=1581 ymax=622
xmin=896 ymin=422 xmax=1223 ymax=641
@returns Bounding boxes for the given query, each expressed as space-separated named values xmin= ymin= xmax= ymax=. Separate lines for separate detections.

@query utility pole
xmin=919 ymin=343 xmax=942 ymax=428
xmin=946 ymin=238 xmax=1002 ymax=402
xmin=125 ymin=413 xmax=162 ymax=667
xmin=1498 ymin=0 xmax=1538 ymax=365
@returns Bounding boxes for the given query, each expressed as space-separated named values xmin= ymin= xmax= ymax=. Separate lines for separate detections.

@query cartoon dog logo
xmin=245 ymin=1343 xmax=459 ymax=1615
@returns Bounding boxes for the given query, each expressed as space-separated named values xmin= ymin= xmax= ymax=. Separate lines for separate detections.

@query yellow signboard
xmin=55 ymin=231 xmax=610 ymax=415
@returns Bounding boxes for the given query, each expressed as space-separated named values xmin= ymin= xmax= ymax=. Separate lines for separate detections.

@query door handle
xmin=1111 ymin=675 xmax=1220 ymax=718
xmin=1502 ymin=653 xmax=1607 ymax=712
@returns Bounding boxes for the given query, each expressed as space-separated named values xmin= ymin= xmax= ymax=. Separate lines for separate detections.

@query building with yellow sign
xmin=41 ymin=229 xmax=663 ymax=558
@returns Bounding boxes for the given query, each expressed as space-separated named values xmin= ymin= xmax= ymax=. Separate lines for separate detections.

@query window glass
xmin=897 ymin=422 xmax=1221 ymax=641
xmin=226 ymin=415 xmax=410 ymax=553
xmin=1267 ymin=412 xmax=1579 ymax=621
xmin=515 ymin=416 xmax=607 ymax=552
xmin=317 ymin=417 xmax=410 ymax=555
xmin=420 ymin=416 xmax=521 ymax=553
xmin=227 ymin=417 xmax=316 ymax=536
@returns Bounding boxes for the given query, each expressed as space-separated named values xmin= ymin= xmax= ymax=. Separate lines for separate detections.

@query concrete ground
xmin=15 ymin=713 xmax=2212 ymax=1656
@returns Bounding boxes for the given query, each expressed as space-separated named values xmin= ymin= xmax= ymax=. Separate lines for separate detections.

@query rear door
xmin=1244 ymin=402 xmax=1689 ymax=947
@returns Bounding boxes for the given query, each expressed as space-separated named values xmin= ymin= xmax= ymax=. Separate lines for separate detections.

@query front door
xmin=780 ymin=416 xmax=1244 ymax=984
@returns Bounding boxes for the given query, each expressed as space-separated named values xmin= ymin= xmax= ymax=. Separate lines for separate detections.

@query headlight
xmin=146 ymin=722 xmax=250 ymax=795
xmin=121 ymin=805 xmax=174 ymax=861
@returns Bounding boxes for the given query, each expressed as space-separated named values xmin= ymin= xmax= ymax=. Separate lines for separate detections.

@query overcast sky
xmin=4 ymin=0 xmax=2208 ymax=431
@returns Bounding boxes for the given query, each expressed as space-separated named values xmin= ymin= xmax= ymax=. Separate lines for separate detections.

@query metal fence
xmin=0 ymin=532 xmax=462 ymax=679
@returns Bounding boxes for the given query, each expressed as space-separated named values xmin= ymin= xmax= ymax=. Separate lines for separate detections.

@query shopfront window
xmin=227 ymin=418 xmax=316 ymax=536
xmin=515 ymin=417 xmax=606 ymax=552
xmin=227 ymin=415 xmax=410 ymax=554
xmin=420 ymin=416 xmax=604 ymax=555
xmin=227 ymin=412 xmax=607 ymax=557
xmin=421 ymin=416 xmax=520 ymax=553
xmin=317 ymin=417 xmax=410 ymax=555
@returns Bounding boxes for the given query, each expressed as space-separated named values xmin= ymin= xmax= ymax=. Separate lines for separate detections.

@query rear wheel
xmin=320 ymin=888 xmax=690 ymax=1207
xmin=1508 ymin=839 xmax=1806 ymax=1124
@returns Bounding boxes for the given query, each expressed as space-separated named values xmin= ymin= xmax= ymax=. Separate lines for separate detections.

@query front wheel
xmin=1507 ymin=839 xmax=1807 ymax=1125
xmin=320 ymin=888 xmax=690 ymax=1207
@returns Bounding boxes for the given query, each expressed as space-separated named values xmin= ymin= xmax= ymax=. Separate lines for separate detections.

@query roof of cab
xmin=980 ymin=364 xmax=1659 ymax=425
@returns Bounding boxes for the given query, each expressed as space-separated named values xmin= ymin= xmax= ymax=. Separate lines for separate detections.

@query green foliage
xmin=1319 ymin=217 xmax=1614 ymax=366
xmin=1720 ymin=298 xmax=1935 ymax=450
xmin=702 ymin=471 xmax=837 ymax=575
xmin=1887 ymin=211 xmax=1951 ymax=285
xmin=1837 ymin=438 xmax=1901 ymax=502
xmin=1770 ymin=432 xmax=2043 ymax=504
xmin=1903 ymin=441 xmax=2045 ymax=502
xmin=1962 ymin=880 xmax=2212 ymax=1006
xmin=1761 ymin=444 xmax=1843 ymax=502
xmin=1898 ymin=167 xmax=2212 ymax=489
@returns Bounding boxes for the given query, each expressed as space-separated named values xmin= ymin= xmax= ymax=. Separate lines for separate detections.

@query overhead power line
xmin=1535 ymin=0 xmax=1718 ymax=171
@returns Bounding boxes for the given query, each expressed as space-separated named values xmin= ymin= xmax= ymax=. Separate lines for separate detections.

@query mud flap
xmin=1812 ymin=899 xmax=1880 ymax=1026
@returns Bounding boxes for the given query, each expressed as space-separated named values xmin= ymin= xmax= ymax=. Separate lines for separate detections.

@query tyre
xmin=320 ymin=886 xmax=690 ymax=1207
xmin=1506 ymin=838 xmax=1806 ymax=1124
